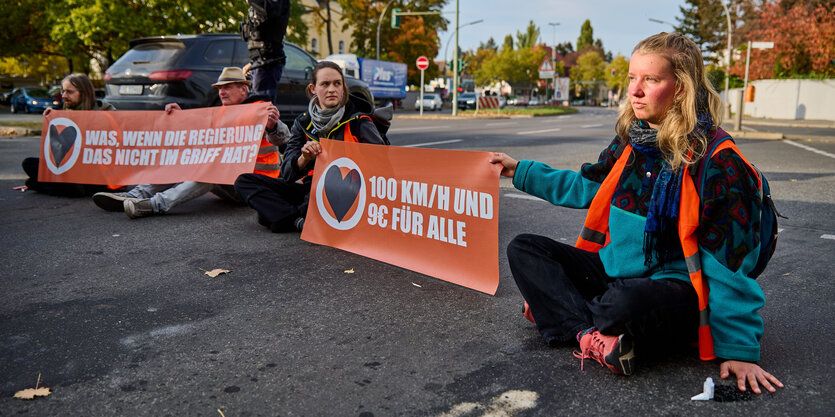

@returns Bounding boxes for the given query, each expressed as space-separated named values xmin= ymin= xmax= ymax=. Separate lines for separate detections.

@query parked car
xmin=416 ymin=93 xmax=443 ymax=111
xmin=9 ymin=87 xmax=60 ymax=113
xmin=104 ymin=33 xmax=373 ymax=126
xmin=456 ymin=92 xmax=478 ymax=110
xmin=47 ymin=85 xmax=63 ymax=108
xmin=528 ymin=97 xmax=540 ymax=106
xmin=507 ymin=96 xmax=528 ymax=107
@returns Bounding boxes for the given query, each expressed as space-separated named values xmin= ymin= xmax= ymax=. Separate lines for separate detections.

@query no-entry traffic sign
xmin=416 ymin=56 xmax=430 ymax=70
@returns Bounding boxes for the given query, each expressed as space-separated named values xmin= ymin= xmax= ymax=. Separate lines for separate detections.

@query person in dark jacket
xmin=22 ymin=73 xmax=117 ymax=196
xmin=235 ymin=60 xmax=385 ymax=232
xmin=241 ymin=0 xmax=290 ymax=105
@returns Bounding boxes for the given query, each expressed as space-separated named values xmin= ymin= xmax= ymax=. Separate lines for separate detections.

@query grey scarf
xmin=308 ymin=95 xmax=345 ymax=136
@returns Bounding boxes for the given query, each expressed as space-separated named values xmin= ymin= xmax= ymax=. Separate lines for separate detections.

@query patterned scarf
xmin=629 ymin=114 xmax=714 ymax=266
xmin=308 ymin=95 xmax=345 ymax=136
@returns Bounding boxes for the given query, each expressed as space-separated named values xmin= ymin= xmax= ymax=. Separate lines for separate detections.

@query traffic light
xmin=391 ymin=8 xmax=401 ymax=29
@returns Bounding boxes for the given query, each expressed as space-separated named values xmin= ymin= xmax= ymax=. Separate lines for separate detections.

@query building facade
xmin=294 ymin=0 xmax=354 ymax=59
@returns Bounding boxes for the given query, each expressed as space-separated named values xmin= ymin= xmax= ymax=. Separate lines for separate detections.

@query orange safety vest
xmin=576 ymin=139 xmax=761 ymax=361
xmin=250 ymin=99 xmax=281 ymax=178
xmin=253 ymin=137 xmax=280 ymax=178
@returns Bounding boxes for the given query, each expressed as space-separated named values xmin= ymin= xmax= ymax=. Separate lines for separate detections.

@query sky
xmin=435 ymin=0 xmax=688 ymax=61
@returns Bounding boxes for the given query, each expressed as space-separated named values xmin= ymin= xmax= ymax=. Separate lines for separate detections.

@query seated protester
xmin=22 ymin=73 xmax=118 ymax=197
xmin=92 ymin=67 xmax=290 ymax=218
xmin=235 ymin=60 xmax=385 ymax=232
xmin=489 ymin=33 xmax=783 ymax=394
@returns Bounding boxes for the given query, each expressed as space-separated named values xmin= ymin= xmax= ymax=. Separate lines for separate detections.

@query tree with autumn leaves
xmin=730 ymin=1 xmax=834 ymax=79
xmin=677 ymin=0 xmax=834 ymax=81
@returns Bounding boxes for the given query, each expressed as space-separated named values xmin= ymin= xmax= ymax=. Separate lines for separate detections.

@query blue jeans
xmin=251 ymin=61 xmax=285 ymax=106
xmin=128 ymin=182 xmax=214 ymax=213
xmin=507 ymin=233 xmax=698 ymax=347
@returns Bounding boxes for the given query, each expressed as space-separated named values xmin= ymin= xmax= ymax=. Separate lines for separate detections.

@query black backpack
xmin=692 ymin=129 xmax=783 ymax=278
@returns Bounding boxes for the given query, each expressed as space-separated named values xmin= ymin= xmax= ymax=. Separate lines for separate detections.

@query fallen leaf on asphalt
xmin=14 ymin=374 xmax=51 ymax=400
xmin=14 ymin=387 xmax=51 ymax=400
xmin=205 ymin=269 xmax=231 ymax=278
xmin=344 ymin=268 xmax=355 ymax=274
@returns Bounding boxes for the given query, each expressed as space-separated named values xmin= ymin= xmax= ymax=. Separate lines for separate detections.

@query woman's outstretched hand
xmin=720 ymin=360 xmax=784 ymax=394
xmin=489 ymin=152 xmax=519 ymax=178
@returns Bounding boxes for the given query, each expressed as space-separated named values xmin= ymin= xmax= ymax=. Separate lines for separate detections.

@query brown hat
xmin=212 ymin=67 xmax=251 ymax=87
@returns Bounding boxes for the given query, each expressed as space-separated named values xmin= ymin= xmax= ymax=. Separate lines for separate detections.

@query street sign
xmin=416 ymin=56 xmax=430 ymax=70
xmin=538 ymin=58 xmax=554 ymax=79
xmin=751 ymin=41 xmax=774 ymax=49
xmin=555 ymin=77 xmax=569 ymax=100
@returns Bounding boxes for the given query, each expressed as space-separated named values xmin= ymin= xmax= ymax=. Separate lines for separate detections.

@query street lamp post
xmin=548 ymin=22 xmax=559 ymax=101
xmin=443 ymin=19 xmax=483 ymax=86
xmin=376 ymin=0 xmax=396 ymax=61
xmin=648 ymin=17 xmax=676 ymax=28
xmin=721 ymin=0 xmax=733 ymax=120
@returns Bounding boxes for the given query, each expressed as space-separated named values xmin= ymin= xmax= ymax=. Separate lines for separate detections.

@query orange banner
xmin=301 ymin=139 xmax=501 ymax=295
xmin=38 ymin=103 xmax=270 ymax=185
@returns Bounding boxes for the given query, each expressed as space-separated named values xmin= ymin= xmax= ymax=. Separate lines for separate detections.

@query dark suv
xmin=104 ymin=33 xmax=373 ymax=125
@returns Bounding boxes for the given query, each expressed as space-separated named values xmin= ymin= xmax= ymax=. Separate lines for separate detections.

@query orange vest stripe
xmin=575 ymin=143 xmax=632 ymax=251
xmin=253 ymin=137 xmax=280 ymax=178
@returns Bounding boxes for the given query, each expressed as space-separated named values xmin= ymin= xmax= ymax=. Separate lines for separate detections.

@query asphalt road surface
xmin=1 ymin=107 xmax=833 ymax=415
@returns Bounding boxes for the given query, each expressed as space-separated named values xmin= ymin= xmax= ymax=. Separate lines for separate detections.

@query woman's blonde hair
xmin=615 ymin=32 xmax=722 ymax=170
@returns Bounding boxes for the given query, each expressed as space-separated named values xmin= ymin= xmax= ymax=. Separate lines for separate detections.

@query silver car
xmin=417 ymin=93 xmax=443 ymax=111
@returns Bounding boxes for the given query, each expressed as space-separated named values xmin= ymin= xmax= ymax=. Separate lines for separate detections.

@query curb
xmin=724 ymin=130 xmax=784 ymax=140
xmin=742 ymin=120 xmax=835 ymax=129
xmin=0 ymin=127 xmax=39 ymax=137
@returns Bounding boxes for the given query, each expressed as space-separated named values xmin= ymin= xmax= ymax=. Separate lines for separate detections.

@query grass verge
xmin=0 ymin=121 xmax=43 ymax=130
xmin=459 ymin=107 xmax=579 ymax=117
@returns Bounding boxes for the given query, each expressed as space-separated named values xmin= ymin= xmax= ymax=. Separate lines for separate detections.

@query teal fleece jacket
xmin=512 ymin=136 xmax=767 ymax=362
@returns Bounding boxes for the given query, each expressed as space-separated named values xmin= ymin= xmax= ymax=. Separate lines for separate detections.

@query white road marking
xmin=485 ymin=121 xmax=519 ymax=127
xmin=782 ymin=140 xmax=835 ymax=159
xmin=504 ymin=193 xmax=547 ymax=202
xmin=822 ymin=234 xmax=835 ymax=240
xmin=390 ymin=125 xmax=451 ymax=132
xmin=437 ymin=390 xmax=538 ymax=417
xmin=581 ymin=124 xmax=604 ymax=128
xmin=403 ymin=139 xmax=463 ymax=147
xmin=517 ymin=127 xmax=562 ymax=135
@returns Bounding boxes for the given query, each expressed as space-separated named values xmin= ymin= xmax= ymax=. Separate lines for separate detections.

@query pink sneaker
xmin=573 ymin=329 xmax=635 ymax=375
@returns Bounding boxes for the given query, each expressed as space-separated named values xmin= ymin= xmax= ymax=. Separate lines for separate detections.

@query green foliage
xmin=571 ymin=51 xmax=605 ymax=83
xmin=705 ymin=65 xmax=726 ymax=93
xmin=3 ymin=0 xmax=248 ymax=78
xmin=554 ymin=41 xmax=573 ymax=57
xmin=604 ymin=55 xmax=629 ymax=93
xmin=338 ymin=0 xmax=448 ymax=60
xmin=286 ymin=1 xmax=309 ymax=46
xmin=515 ymin=20 xmax=540 ymax=49
xmin=474 ymin=42 xmax=547 ymax=89
xmin=479 ymin=38 xmax=498 ymax=52
xmin=576 ymin=20 xmax=594 ymax=51
xmin=0 ymin=55 xmax=70 ymax=83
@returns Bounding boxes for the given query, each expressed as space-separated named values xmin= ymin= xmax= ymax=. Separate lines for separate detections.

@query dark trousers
xmin=22 ymin=157 xmax=111 ymax=197
xmin=507 ymin=233 xmax=699 ymax=347
xmin=234 ymin=173 xmax=309 ymax=232
xmin=251 ymin=62 xmax=284 ymax=106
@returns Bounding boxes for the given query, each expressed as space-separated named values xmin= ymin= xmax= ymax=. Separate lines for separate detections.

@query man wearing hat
xmin=92 ymin=67 xmax=291 ymax=218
